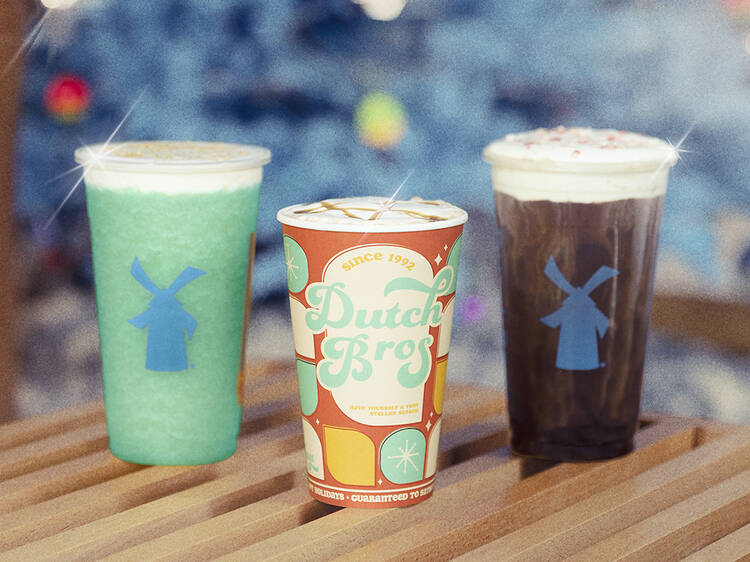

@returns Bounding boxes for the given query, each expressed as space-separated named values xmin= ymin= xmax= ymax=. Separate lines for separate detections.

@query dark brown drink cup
xmin=484 ymin=127 xmax=677 ymax=461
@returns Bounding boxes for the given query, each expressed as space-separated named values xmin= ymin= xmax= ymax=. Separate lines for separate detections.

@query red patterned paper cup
xmin=277 ymin=197 xmax=468 ymax=508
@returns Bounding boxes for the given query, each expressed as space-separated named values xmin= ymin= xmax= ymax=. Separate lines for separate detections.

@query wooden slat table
xmin=2 ymin=361 xmax=750 ymax=561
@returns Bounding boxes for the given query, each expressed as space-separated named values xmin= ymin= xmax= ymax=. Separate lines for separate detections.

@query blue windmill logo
xmin=128 ymin=257 xmax=206 ymax=372
xmin=540 ymin=256 xmax=618 ymax=371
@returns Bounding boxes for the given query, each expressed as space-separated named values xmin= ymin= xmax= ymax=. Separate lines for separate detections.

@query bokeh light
xmin=354 ymin=91 xmax=407 ymax=150
xmin=41 ymin=0 xmax=79 ymax=9
xmin=43 ymin=73 xmax=91 ymax=124
xmin=458 ymin=295 xmax=487 ymax=324
xmin=353 ymin=0 xmax=408 ymax=21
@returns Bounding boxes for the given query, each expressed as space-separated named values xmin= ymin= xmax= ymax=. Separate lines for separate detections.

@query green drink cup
xmin=77 ymin=141 xmax=271 ymax=465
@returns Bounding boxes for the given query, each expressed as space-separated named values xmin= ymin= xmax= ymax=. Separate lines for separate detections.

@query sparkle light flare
xmin=367 ymin=169 xmax=413 ymax=220
xmin=646 ymin=121 xmax=696 ymax=188
xmin=353 ymin=169 xmax=415 ymax=246
xmin=0 ymin=11 xmax=50 ymax=81
xmin=44 ymin=90 xmax=147 ymax=229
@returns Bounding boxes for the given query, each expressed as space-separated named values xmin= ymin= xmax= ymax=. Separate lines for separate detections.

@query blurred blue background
xmin=12 ymin=0 xmax=750 ymax=419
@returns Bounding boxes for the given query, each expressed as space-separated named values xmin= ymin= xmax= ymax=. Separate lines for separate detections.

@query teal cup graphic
xmin=484 ymin=128 xmax=677 ymax=461
xmin=78 ymin=141 xmax=270 ymax=465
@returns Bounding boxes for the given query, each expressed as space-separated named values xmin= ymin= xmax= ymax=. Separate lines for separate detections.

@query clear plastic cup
xmin=484 ymin=127 xmax=677 ymax=460
xmin=78 ymin=140 xmax=271 ymax=465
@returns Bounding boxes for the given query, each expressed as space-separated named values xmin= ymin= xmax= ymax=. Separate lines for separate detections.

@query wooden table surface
xmin=2 ymin=361 xmax=750 ymax=561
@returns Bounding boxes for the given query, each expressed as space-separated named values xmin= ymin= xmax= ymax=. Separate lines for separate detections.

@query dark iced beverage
xmin=484 ymin=127 xmax=677 ymax=461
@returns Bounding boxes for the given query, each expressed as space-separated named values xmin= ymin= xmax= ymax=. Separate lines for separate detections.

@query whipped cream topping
xmin=483 ymin=127 xmax=678 ymax=170
xmin=484 ymin=127 xmax=677 ymax=202
xmin=277 ymin=196 xmax=468 ymax=232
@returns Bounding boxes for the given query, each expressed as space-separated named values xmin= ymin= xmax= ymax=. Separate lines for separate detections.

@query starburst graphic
xmin=426 ymin=419 xmax=432 ymax=431
xmin=387 ymin=439 xmax=421 ymax=474
xmin=285 ymin=255 xmax=300 ymax=280
xmin=434 ymin=253 xmax=442 ymax=265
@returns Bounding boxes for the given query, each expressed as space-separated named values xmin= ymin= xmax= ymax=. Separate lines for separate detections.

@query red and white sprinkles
xmin=484 ymin=126 xmax=678 ymax=168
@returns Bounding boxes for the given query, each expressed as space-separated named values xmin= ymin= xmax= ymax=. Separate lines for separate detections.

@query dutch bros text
xmin=305 ymin=266 xmax=453 ymax=390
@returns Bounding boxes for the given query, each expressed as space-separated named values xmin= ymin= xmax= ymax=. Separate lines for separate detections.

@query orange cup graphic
xmin=277 ymin=197 xmax=467 ymax=507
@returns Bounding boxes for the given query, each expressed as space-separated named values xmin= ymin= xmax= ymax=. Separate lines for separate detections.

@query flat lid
xmin=74 ymin=140 xmax=271 ymax=172
xmin=277 ymin=196 xmax=468 ymax=232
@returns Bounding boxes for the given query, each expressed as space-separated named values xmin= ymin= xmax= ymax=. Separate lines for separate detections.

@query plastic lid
xmin=277 ymin=196 xmax=468 ymax=232
xmin=74 ymin=140 xmax=272 ymax=173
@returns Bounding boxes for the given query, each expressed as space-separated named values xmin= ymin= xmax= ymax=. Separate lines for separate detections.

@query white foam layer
xmin=75 ymin=141 xmax=269 ymax=193
xmin=484 ymin=127 xmax=678 ymax=168
xmin=491 ymin=166 xmax=671 ymax=203
xmin=83 ymin=167 xmax=263 ymax=194
xmin=484 ymin=127 xmax=677 ymax=202
xmin=277 ymin=196 xmax=468 ymax=232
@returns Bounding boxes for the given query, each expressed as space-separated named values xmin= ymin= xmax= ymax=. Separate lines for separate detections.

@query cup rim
xmin=277 ymin=199 xmax=468 ymax=233
xmin=74 ymin=140 xmax=272 ymax=173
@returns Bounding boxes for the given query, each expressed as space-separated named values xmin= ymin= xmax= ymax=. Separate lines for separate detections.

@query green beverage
xmin=77 ymin=141 xmax=271 ymax=465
